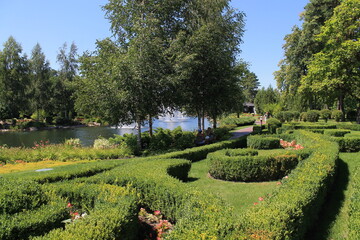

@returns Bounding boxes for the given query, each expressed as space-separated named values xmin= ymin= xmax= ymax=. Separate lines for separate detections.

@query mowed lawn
xmin=186 ymin=155 xmax=279 ymax=216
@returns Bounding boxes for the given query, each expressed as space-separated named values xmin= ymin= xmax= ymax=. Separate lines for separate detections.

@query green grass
xmin=230 ymin=125 xmax=253 ymax=133
xmin=186 ymin=158 xmax=278 ymax=216
xmin=306 ymin=152 xmax=360 ymax=239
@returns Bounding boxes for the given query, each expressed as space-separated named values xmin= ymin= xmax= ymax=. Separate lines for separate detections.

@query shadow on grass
xmin=305 ymin=158 xmax=349 ymax=240
xmin=184 ymin=177 xmax=200 ymax=183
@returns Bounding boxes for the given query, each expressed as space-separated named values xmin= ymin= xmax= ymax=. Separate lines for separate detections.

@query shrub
xmin=275 ymin=112 xmax=285 ymax=123
xmin=149 ymin=128 xmax=173 ymax=151
xmin=300 ymin=112 xmax=308 ymax=122
xmin=320 ymin=109 xmax=332 ymax=122
xmin=292 ymin=111 xmax=300 ymax=121
xmin=323 ymin=129 xmax=351 ymax=137
xmin=247 ymin=135 xmax=281 ymax=149
xmin=252 ymin=125 xmax=262 ymax=134
xmin=332 ymin=110 xmax=343 ymax=122
xmin=93 ymin=138 xmax=114 ymax=149
xmin=208 ymin=149 xmax=299 ymax=182
xmin=64 ymin=138 xmax=81 ymax=148
xmin=306 ymin=110 xmax=320 ymax=122
xmin=266 ymin=118 xmax=282 ymax=134
xmin=334 ymin=137 xmax=360 ymax=152
xmin=109 ymin=133 xmax=141 ymax=155
xmin=346 ymin=110 xmax=357 ymax=121
xmin=283 ymin=111 xmax=294 ymax=122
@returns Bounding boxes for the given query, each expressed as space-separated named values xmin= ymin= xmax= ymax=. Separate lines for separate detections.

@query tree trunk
xmin=197 ymin=113 xmax=201 ymax=130
xmin=237 ymin=112 xmax=240 ymax=118
xmin=201 ymin=116 xmax=205 ymax=131
xmin=357 ymin=105 xmax=360 ymax=124
xmin=136 ymin=118 xmax=142 ymax=149
xmin=149 ymin=116 xmax=153 ymax=137
xmin=212 ymin=115 xmax=217 ymax=129
xmin=337 ymin=93 xmax=345 ymax=121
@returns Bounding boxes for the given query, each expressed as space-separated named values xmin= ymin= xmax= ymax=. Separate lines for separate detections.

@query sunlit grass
xmin=0 ymin=160 xmax=93 ymax=174
xmin=186 ymin=158 xmax=278 ymax=216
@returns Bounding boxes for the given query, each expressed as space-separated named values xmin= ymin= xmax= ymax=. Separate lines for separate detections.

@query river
xmin=0 ymin=117 xmax=210 ymax=148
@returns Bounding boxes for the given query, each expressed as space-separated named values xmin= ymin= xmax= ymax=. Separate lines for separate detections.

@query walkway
xmin=230 ymin=126 xmax=253 ymax=139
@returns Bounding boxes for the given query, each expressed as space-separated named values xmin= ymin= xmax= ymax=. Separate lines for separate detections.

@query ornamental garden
xmin=1 ymin=113 xmax=359 ymax=239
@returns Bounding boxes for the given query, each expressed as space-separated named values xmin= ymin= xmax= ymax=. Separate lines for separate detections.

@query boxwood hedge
xmin=247 ymin=135 xmax=281 ymax=149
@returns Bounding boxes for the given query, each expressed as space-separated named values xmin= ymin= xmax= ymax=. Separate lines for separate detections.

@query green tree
xmin=254 ymin=86 xmax=280 ymax=115
xmin=53 ymin=42 xmax=78 ymax=120
xmin=0 ymin=36 xmax=29 ymax=119
xmin=238 ymin=62 xmax=260 ymax=103
xmin=275 ymin=0 xmax=340 ymax=111
xmin=29 ymin=43 xmax=52 ymax=121
xmin=301 ymin=0 xmax=360 ymax=122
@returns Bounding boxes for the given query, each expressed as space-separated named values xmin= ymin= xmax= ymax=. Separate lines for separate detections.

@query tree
xmin=53 ymin=42 xmax=78 ymax=120
xmin=169 ymin=0 xmax=245 ymax=129
xmin=274 ymin=0 xmax=340 ymax=111
xmin=29 ymin=43 xmax=52 ymax=120
xmin=300 ymin=0 xmax=360 ymax=122
xmin=0 ymin=36 xmax=29 ymax=119
xmin=254 ymin=86 xmax=280 ymax=115
xmin=238 ymin=62 xmax=260 ymax=103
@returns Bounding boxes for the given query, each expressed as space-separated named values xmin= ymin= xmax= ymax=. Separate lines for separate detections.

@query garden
xmin=1 ymin=113 xmax=359 ymax=239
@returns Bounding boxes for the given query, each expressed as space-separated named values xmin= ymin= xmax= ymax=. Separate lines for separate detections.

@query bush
xmin=292 ymin=111 xmax=300 ymax=121
xmin=64 ymin=138 xmax=81 ymax=148
xmin=247 ymin=135 xmax=281 ymax=149
xmin=334 ymin=137 xmax=360 ymax=152
xmin=320 ymin=109 xmax=332 ymax=122
xmin=300 ymin=112 xmax=308 ymax=122
xmin=346 ymin=110 xmax=357 ymax=121
xmin=109 ymin=133 xmax=141 ymax=156
xmin=208 ymin=149 xmax=300 ymax=182
xmin=93 ymin=138 xmax=114 ymax=149
xmin=323 ymin=129 xmax=351 ymax=137
xmin=332 ymin=110 xmax=343 ymax=122
xmin=266 ymin=118 xmax=281 ymax=134
xmin=252 ymin=125 xmax=262 ymax=134
xmin=306 ymin=110 xmax=320 ymax=122
xmin=283 ymin=111 xmax=294 ymax=122
xmin=275 ymin=112 xmax=285 ymax=123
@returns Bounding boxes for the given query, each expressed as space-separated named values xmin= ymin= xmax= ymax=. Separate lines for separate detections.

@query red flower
xmin=154 ymin=210 xmax=161 ymax=215
xmin=254 ymin=202 xmax=259 ymax=205
xmin=258 ymin=197 xmax=264 ymax=201
xmin=67 ymin=202 xmax=72 ymax=208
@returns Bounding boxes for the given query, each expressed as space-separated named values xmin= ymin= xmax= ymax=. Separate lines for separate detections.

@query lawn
xmin=186 ymin=157 xmax=278 ymax=216
xmin=306 ymin=152 xmax=360 ymax=239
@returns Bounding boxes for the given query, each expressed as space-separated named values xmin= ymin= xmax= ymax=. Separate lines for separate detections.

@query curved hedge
xmin=324 ymin=129 xmax=351 ymax=137
xmin=238 ymin=130 xmax=339 ymax=239
xmin=208 ymin=149 xmax=299 ymax=182
xmin=247 ymin=135 xmax=281 ymax=149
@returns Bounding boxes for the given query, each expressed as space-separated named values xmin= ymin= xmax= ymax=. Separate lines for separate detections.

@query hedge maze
xmin=1 ymin=127 xmax=359 ymax=239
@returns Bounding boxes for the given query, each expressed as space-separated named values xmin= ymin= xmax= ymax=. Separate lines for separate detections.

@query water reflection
xmin=0 ymin=118 xmax=210 ymax=148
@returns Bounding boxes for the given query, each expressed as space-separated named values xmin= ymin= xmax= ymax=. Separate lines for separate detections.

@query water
xmin=0 ymin=117 xmax=210 ymax=148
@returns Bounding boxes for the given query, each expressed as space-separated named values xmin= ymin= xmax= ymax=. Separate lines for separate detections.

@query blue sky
xmin=0 ymin=0 xmax=309 ymax=88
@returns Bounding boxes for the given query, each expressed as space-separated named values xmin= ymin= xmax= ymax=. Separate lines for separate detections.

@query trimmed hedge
xmin=220 ymin=116 xmax=256 ymax=127
xmin=208 ymin=149 xmax=299 ymax=182
xmin=336 ymin=123 xmax=360 ymax=131
xmin=349 ymin=167 xmax=360 ymax=239
xmin=247 ymin=135 xmax=281 ymax=149
xmin=238 ymin=130 xmax=338 ymax=239
xmin=333 ymin=137 xmax=360 ymax=152
xmin=324 ymin=129 xmax=351 ymax=137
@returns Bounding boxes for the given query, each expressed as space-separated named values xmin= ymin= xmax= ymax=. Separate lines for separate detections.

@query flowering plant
xmin=280 ymin=139 xmax=304 ymax=150
xmin=62 ymin=202 xmax=87 ymax=224
xmin=138 ymin=208 xmax=173 ymax=240
xmin=32 ymin=140 xmax=50 ymax=150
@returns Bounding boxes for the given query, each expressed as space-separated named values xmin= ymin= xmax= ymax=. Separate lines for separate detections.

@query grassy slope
xmin=306 ymin=152 xmax=360 ymax=240
xmin=186 ymin=157 xmax=278 ymax=216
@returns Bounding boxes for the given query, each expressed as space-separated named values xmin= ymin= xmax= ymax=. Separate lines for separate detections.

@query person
xmin=205 ymin=127 xmax=214 ymax=144
xmin=195 ymin=129 xmax=205 ymax=146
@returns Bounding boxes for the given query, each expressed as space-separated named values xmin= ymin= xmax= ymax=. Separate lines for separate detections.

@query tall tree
xmin=274 ymin=0 xmax=340 ymax=111
xmin=29 ymin=43 xmax=52 ymax=120
xmin=53 ymin=42 xmax=78 ymax=120
xmin=238 ymin=62 xmax=260 ymax=103
xmin=0 ymin=36 xmax=29 ymax=119
xmin=254 ymin=86 xmax=280 ymax=115
xmin=170 ymin=0 xmax=245 ymax=129
xmin=300 ymin=0 xmax=360 ymax=122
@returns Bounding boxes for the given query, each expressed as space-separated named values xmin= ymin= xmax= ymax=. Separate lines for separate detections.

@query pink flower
xmin=67 ymin=202 xmax=72 ymax=208
xmin=154 ymin=210 xmax=161 ymax=215
xmin=254 ymin=202 xmax=259 ymax=205
xmin=277 ymin=182 xmax=282 ymax=185
xmin=258 ymin=197 xmax=264 ymax=201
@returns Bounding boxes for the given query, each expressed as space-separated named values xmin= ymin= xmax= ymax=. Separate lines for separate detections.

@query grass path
xmin=186 ymin=158 xmax=278 ymax=216
xmin=306 ymin=152 xmax=360 ymax=239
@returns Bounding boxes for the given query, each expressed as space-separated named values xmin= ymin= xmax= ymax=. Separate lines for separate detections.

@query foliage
xmin=254 ymin=86 xmax=280 ymax=114
xmin=334 ymin=137 xmax=360 ymax=152
xmin=332 ymin=110 xmax=344 ymax=122
xmin=64 ymin=138 xmax=81 ymax=148
xmin=320 ymin=109 xmax=332 ymax=122
xmin=306 ymin=110 xmax=320 ymax=122
xmin=323 ymin=129 xmax=351 ymax=137
xmin=247 ymin=135 xmax=281 ymax=149
xmin=348 ymin=168 xmax=360 ymax=239
xmin=266 ymin=118 xmax=282 ymax=134
xmin=219 ymin=116 xmax=256 ymax=127
xmin=93 ymin=138 xmax=114 ymax=149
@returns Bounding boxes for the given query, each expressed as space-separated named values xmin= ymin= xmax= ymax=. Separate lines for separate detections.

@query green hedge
xmin=247 ymin=135 xmax=281 ymax=149
xmin=333 ymin=137 xmax=360 ymax=152
xmin=220 ymin=116 xmax=256 ymax=127
xmin=349 ymin=168 xmax=360 ymax=239
xmin=208 ymin=149 xmax=299 ymax=182
xmin=336 ymin=123 xmax=360 ymax=131
xmin=324 ymin=129 xmax=351 ymax=137
xmin=238 ymin=130 xmax=338 ymax=239
xmin=157 ymin=135 xmax=247 ymax=162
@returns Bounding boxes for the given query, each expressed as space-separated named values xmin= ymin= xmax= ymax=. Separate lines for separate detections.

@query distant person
xmin=195 ymin=129 xmax=205 ymax=146
xmin=205 ymin=127 xmax=214 ymax=143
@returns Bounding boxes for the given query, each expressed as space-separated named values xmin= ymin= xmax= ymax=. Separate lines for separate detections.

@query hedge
xmin=157 ymin=135 xmax=247 ymax=162
xmin=237 ymin=130 xmax=338 ymax=239
xmin=247 ymin=135 xmax=281 ymax=149
xmin=324 ymin=129 xmax=351 ymax=137
xmin=220 ymin=116 xmax=256 ymax=127
xmin=33 ymin=183 xmax=138 ymax=240
xmin=336 ymin=123 xmax=360 ymax=131
xmin=208 ymin=149 xmax=299 ymax=182
xmin=349 ymin=167 xmax=360 ymax=239
xmin=332 ymin=137 xmax=360 ymax=152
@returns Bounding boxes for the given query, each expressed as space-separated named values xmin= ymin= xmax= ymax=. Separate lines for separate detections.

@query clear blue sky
xmin=0 ymin=0 xmax=309 ymax=88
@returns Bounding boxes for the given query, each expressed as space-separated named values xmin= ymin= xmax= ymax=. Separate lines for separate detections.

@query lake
xmin=0 ymin=117 xmax=210 ymax=148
